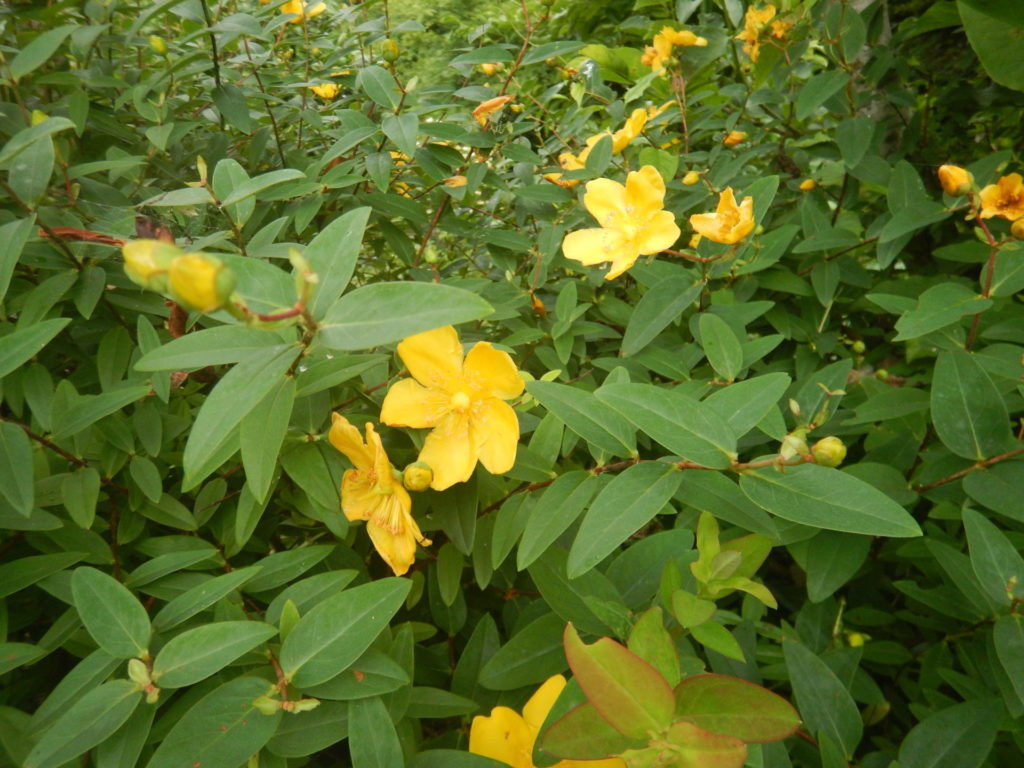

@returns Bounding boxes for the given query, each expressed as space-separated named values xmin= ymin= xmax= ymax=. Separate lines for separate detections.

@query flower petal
xmin=328 ymin=413 xmax=373 ymax=469
xmin=469 ymin=707 xmax=533 ymax=768
xmin=340 ymin=470 xmax=377 ymax=522
xmin=562 ymin=228 xmax=632 ymax=267
xmin=464 ymin=342 xmax=524 ymax=400
xmin=626 ymin=165 xmax=667 ymax=220
xmin=472 ymin=399 xmax=520 ymax=475
xmin=381 ymin=379 xmax=449 ymax=428
xmin=419 ymin=412 xmax=477 ymax=491
xmin=635 ymin=210 xmax=681 ymax=255
xmin=366 ymin=497 xmax=417 ymax=576
xmin=397 ymin=326 xmax=463 ymax=390
xmin=364 ymin=423 xmax=396 ymax=493
xmin=522 ymin=675 xmax=566 ymax=731
xmin=583 ymin=178 xmax=628 ymax=228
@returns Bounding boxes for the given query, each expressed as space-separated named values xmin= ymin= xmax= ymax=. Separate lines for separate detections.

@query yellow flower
xmin=689 ymin=187 xmax=755 ymax=245
xmin=979 ymin=173 xmax=1024 ymax=220
xmin=736 ymin=5 xmax=776 ymax=62
xmin=610 ymin=108 xmax=648 ymax=154
xmin=937 ymin=165 xmax=973 ymax=196
xmin=643 ymin=26 xmax=708 ymax=73
xmin=723 ymin=130 xmax=747 ymax=147
xmin=309 ymin=83 xmax=340 ymax=100
xmin=682 ymin=171 xmax=701 ymax=186
xmin=770 ymin=19 xmax=793 ymax=39
xmin=380 ymin=326 xmax=524 ymax=491
xmin=280 ymin=0 xmax=326 ymax=23
xmin=122 ymin=239 xmax=179 ymax=292
xmin=562 ymin=166 xmax=681 ymax=280
xmin=473 ymin=95 xmax=514 ymax=128
xmin=470 ymin=675 xmax=626 ymax=768
xmin=328 ymin=414 xmax=429 ymax=576
xmin=167 ymin=253 xmax=236 ymax=313
xmin=544 ymin=152 xmax=586 ymax=188
xmin=799 ymin=178 xmax=817 ymax=191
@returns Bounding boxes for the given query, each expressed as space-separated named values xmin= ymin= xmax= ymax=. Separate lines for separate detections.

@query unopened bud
xmin=289 ymin=698 xmax=320 ymax=713
xmin=128 ymin=658 xmax=150 ymax=686
xmin=145 ymin=686 xmax=160 ymax=704
xmin=847 ymin=631 xmax=865 ymax=647
xmin=723 ymin=130 xmax=747 ymax=147
xmin=167 ymin=253 xmax=236 ymax=313
xmin=875 ymin=368 xmax=889 ymax=381
xmin=382 ymin=39 xmax=400 ymax=62
xmin=403 ymin=461 xmax=433 ymax=491
xmin=253 ymin=696 xmax=283 ymax=715
xmin=812 ymin=436 xmax=847 ymax=467
xmin=149 ymin=35 xmax=167 ymax=55
xmin=1011 ymin=218 xmax=1024 ymax=241
xmin=850 ymin=340 xmax=866 ymax=354
xmin=122 ymin=239 xmax=181 ymax=292
xmin=480 ymin=62 xmax=498 ymax=76
xmin=799 ymin=178 xmax=816 ymax=191
xmin=682 ymin=171 xmax=700 ymax=186
xmin=937 ymin=164 xmax=972 ymax=196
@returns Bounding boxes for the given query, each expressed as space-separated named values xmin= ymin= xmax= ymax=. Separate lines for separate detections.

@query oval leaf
xmin=71 ymin=567 xmax=151 ymax=658
xmin=152 ymin=621 xmax=278 ymax=688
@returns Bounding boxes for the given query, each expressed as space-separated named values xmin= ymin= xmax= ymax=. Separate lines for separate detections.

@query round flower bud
xmin=937 ymin=164 xmax=972 ymax=196
xmin=847 ymin=632 xmax=865 ymax=647
xmin=480 ymin=62 xmax=498 ymax=76
xmin=149 ymin=35 xmax=167 ymax=55
xmin=1011 ymin=217 xmax=1024 ymax=240
xmin=875 ymin=368 xmax=889 ymax=381
xmin=723 ymin=130 xmax=747 ymax=147
xmin=682 ymin=171 xmax=701 ymax=186
xmin=403 ymin=461 xmax=433 ymax=491
xmin=799 ymin=178 xmax=817 ymax=191
xmin=127 ymin=658 xmax=150 ymax=686
xmin=850 ymin=340 xmax=866 ymax=354
xmin=167 ymin=253 xmax=236 ymax=313
xmin=811 ymin=436 xmax=847 ymax=468
xmin=122 ymin=239 xmax=181 ymax=292
xmin=382 ymin=38 xmax=400 ymax=62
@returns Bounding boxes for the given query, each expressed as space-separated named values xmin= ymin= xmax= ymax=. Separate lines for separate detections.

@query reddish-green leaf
xmin=540 ymin=702 xmax=643 ymax=760
xmin=660 ymin=720 xmax=747 ymax=768
xmin=674 ymin=674 xmax=800 ymax=743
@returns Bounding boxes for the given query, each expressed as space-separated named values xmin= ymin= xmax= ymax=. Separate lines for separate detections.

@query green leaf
xmin=128 ymin=456 xmax=163 ymax=504
xmin=0 ymin=216 xmax=36 ymax=302
xmin=0 ymin=552 xmax=84 ymax=600
xmin=518 ymin=472 xmax=601 ymax=570
xmin=959 ymin=2 xmax=1024 ymax=91
xmin=71 ymin=567 xmax=151 ymax=658
xmin=243 ymin=545 xmax=335 ymax=593
xmin=595 ymin=383 xmax=737 ymax=468
xmin=358 ymin=65 xmax=401 ymax=109
xmin=541 ymin=701 xmax=643 ymax=760
xmin=0 ymin=422 xmax=33 ymax=516
xmin=521 ymin=41 xmax=586 ymax=65
xmin=795 ymin=70 xmax=848 ymax=119
xmin=690 ymin=621 xmax=744 ymax=661
xmin=627 ymin=607 xmax=680 ymax=686
xmin=123 ymin=548 xmax=216 ymax=589
xmin=135 ymin=326 xmax=287 ymax=371
xmin=305 ymin=207 xmax=372 ymax=318
xmin=698 ymin=313 xmax=744 ymax=382
xmin=739 ymin=464 xmax=921 ymax=537
xmin=382 ymin=113 xmax=419 ymax=158
xmin=703 ymin=372 xmax=790 ymax=439
xmin=526 ymin=381 xmax=637 ymax=458
xmin=478 ymin=612 xmax=567 ymax=690
xmin=836 ymin=116 xmax=874 ymax=168
xmin=95 ymin=695 xmax=154 ymax=768
xmin=804 ymin=531 xmax=871 ymax=602
xmin=152 ymin=566 xmax=262 ymax=631
xmin=302 ymin=647 xmax=409 ymax=700
xmin=783 ymin=640 xmax=862 ymax=758
xmin=23 ymin=681 xmax=141 ymax=768
xmin=0 ymin=118 xmax=75 ymax=167
xmin=7 ymin=26 xmax=77 ymax=81
xmin=673 ymin=674 xmax=800 ymax=742
xmin=931 ymin=348 xmax=1011 ymax=460
xmin=409 ymin=752 xmax=509 ymax=768
xmin=348 ymin=696 xmax=403 ymax=768
xmin=963 ymin=461 xmax=1024 ymax=522
xmin=568 ymin=462 xmax=683 ymax=578
xmin=0 ymin=643 xmax=42 ymax=675
xmin=318 ymin=282 xmax=493 ymax=350
xmin=51 ymin=385 xmax=151 ymax=439
xmin=280 ymin=578 xmax=411 ymax=687
xmin=219 ymin=169 xmax=306 ymax=207
xmin=406 ymin=686 xmax=479 ymax=717
xmin=897 ymin=699 xmax=1003 ymax=768
xmin=265 ymin=700 xmax=349 ymax=757
xmin=660 ymin=720 xmax=748 ymax=767
xmin=140 ymin=186 xmax=215 ymax=207
xmin=182 ymin=345 xmax=299 ymax=490
xmin=994 ymin=614 xmax=1024 ymax=706
xmin=621 ymin=276 xmax=701 ymax=357
xmin=563 ymin=624 xmax=675 ymax=739
xmin=963 ymin=507 xmax=1024 ymax=605
xmin=0 ymin=317 xmax=70 ymax=380
xmin=151 ymin=621 xmax=277 ymax=688
xmin=530 ymin=547 xmax=625 ymax=638
xmin=240 ymin=376 xmax=295 ymax=504
xmin=144 ymin=677 xmax=283 ymax=768
xmin=893 ymin=283 xmax=991 ymax=340
xmin=671 ymin=590 xmax=716 ymax=629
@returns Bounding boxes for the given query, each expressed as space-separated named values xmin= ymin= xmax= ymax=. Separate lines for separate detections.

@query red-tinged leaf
xmin=563 ymin=623 xmax=674 ymax=739
xmin=674 ymin=674 xmax=800 ymax=743
xmin=663 ymin=720 xmax=747 ymax=768
xmin=540 ymin=701 xmax=644 ymax=760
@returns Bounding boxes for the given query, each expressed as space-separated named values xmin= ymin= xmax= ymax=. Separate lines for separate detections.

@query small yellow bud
xmin=876 ymin=368 xmax=889 ymax=381
xmin=403 ymin=462 xmax=433 ymax=492
xmin=382 ymin=38 xmax=400 ymax=63
xmin=723 ymin=130 xmax=747 ymax=147
xmin=799 ymin=178 xmax=817 ymax=191
xmin=480 ymin=62 xmax=498 ymax=76
xmin=122 ymin=239 xmax=181 ymax=292
xmin=149 ymin=35 xmax=167 ymax=55
xmin=850 ymin=340 xmax=866 ymax=354
xmin=1011 ymin=218 xmax=1024 ymax=240
xmin=682 ymin=171 xmax=701 ymax=186
xmin=510 ymin=103 xmax=524 ymax=113
xmin=937 ymin=164 xmax=973 ymax=196
xmin=847 ymin=631 xmax=865 ymax=647
xmin=167 ymin=253 xmax=236 ymax=313
xmin=811 ymin=436 xmax=847 ymax=468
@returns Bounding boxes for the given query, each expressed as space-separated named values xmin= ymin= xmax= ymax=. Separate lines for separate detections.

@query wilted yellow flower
xmin=643 ymin=25 xmax=708 ymax=73
xmin=799 ymin=178 xmax=817 ymax=191
xmin=736 ymin=5 xmax=776 ymax=62
xmin=308 ymin=83 xmax=340 ymax=100
xmin=937 ymin=165 xmax=973 ymax=196
xmin=328 ymin=414 xmax=428 ymax=576
xmin=473 ymin=95 xmax=514 ymax=128
xmin=280 ymin=0 xmax=325 ymax=23
xmin=167 ymin=253 xmax=236 ymax=313
xmin=122 ymin=239 xmax=179 ymax=292
xmin=470 ymin=675 xmax=625 ymax=768
xmin=562 ymin=166 xmax=681 ymax=280
xmin=979 ymin=173 xmax=1024 ymax=221
xmin=682 ymin=171 xmax=701 ymax=186
xmin=381 ymin=326 xmax=524 ymax=491
xmin=689 ymin=187 xmax=755 ymax=245
xmin=444 ymin=175 xmax=468 ymax=188
xmin=770 ymin=19 xmax=793 ymax=39
xmin=723 ymin=130 xmax=747 ymax=147
xmin=611 ymin=108 xmax=648 ymax=153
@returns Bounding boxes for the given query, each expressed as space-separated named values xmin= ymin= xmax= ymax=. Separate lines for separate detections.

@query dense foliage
xmin=1 ymin=0 xmax=1023 ymax=766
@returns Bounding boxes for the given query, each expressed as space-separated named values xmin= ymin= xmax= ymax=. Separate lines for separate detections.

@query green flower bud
xmin=127 ymin=658 xmax=150 ymax=686
xmin=149 ymin=35 xmax=167 ymax=55
xmin=811 ymin=436 xmax=847 ymax=468
xmin=167 ymin=253 xmax=236 ymax=313
xmin=382 ymin=38 xmax=400 ymax=62
xmin=403 ymin=461 xmax=433 ymax=491
xmin=850 ymin=340 xmax=866 ymax=354
xmin=253 ymin=696 xmax=283 ymax=715
xmin=122 ymin=239 xmax=181 ymax=293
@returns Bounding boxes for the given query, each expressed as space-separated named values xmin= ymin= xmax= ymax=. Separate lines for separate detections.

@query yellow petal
xmin=625 ymin=165 xmax=667 ymax=220
xmin=381 ymin=379 xmax=450 ymax=428
xmin=328 ymin=412 xmax=373 ymax=469
xmin=472 ymin=398 xmax=520 ymax=476
xmin=522 ymin=675 xmax=566 ymax=731
xmin=340 ymin=470 xmax=377 ymax=522
xmin=582 ymin=178 xmax=628 ymax=229
xmin=397 ymin=326 xmax=464 ymax=390
xmin=419 ymin=413 xmax=476 ymax=491
xmin=558 ymin=759 xmax=627 ymax=768
xmin=364 ymin=423 xmax=396 ymax=493
xmin=464 ymin=342 xmax=524 ymax=400
xmin=469 ymin=707 xmax=533 ymax=768
xmin=562 ymin=228 xmax=632 ymax=267
xmin=305 ymin=1 xmax=326 ymax=17
xmin=634 ymin=210 xmax=681 ymax=255
xmin=366 ymin=495 xmax=418 ymax=576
